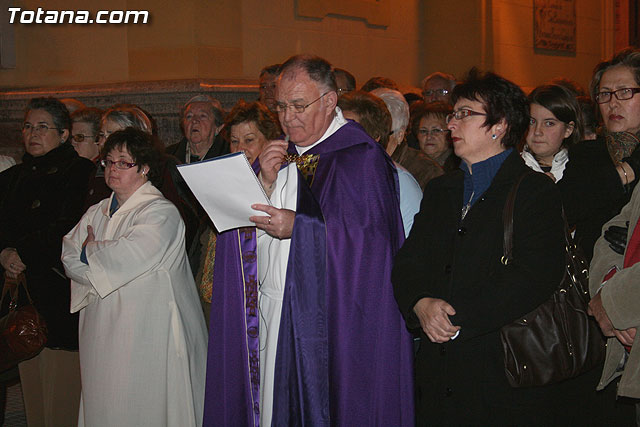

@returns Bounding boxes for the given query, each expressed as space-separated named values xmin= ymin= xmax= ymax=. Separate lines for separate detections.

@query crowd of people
xmin=0 ymin=48 xmax=640 ymax=426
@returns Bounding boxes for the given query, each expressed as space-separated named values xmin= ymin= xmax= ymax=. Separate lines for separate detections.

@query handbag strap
xmin=0 ymin=273 xmax=34 ymax=310
xmin=501 ymin=172 xmax=534 ymax=265
xmin=502 ymin=171 xmax=575 ymax=266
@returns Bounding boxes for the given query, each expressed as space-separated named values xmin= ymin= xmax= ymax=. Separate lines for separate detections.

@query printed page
xmin=177 ymin=152 xmax=271 ymax=231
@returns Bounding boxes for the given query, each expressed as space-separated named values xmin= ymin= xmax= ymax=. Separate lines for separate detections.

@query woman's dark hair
xmin=224 ymin=100 xmax=281 ymax=141
xmin=101 ymin=127 xmax=162 ymax=187
xmin=410 ymin=101 xmax=452 ymax=139
xmin=590 ymin=47 xmax=640 ymax=101
xmin=71 ymin=107 xmax=103 ymax=137
xmin=25 ymin=97 xmax=71 ymax=141
xmin=577 ymin=95 xmax=598 ymax=137
xmin=451 ymin=68 xmax=529 ymax=149
xmin=528 ymin=84 xmax=583 ymax=147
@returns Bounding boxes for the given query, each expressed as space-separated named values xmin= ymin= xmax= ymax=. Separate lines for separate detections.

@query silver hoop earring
xmin=491 ymin=134 xmax=497 ymax=140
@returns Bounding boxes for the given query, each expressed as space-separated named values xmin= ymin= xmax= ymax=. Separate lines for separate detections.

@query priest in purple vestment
xmin=203 ymin=54 xmax=414 ymax=426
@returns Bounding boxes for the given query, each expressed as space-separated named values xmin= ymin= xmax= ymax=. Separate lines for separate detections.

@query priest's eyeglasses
xmin=22 ymin=123 xmax=60 ymax=134
xmin=595 ymin=87 xmax=640 ymax=104
xmin=274 ymin=92 xmax=330 ymax=114
xmin=445 ymin=109 xmax=487 ymax=124
xmin=100 ymin=159 xmax=138 ymax=170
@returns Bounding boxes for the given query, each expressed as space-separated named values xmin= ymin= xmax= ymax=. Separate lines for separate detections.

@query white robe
xmin=61 ymin=181 xmax=208 ymax=427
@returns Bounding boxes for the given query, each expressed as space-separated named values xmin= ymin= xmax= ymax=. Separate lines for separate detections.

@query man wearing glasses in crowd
xmin=422 ymin=71 xmax=457 ymax=104
xmin=203 ymin=54 xmax=414 ymax=427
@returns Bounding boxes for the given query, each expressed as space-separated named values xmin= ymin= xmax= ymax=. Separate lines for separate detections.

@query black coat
xmin=393 ymin=150 xmax=567 ymax=425
xmin=165 ymin=134 xmax=229 ymax=164
xmin=557 ymin=136 xmax=635 ymax=261
xmin=166 ymin=136 xmax=230 ymax=274
xmin=0 ymin=143 xmax=95 ymax=349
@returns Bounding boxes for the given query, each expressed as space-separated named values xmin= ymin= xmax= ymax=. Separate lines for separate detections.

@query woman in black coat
xmin=392 ymin=70 xmax=568 ymax=425
xmin=0 ymin=97 xmax=95 ymax=426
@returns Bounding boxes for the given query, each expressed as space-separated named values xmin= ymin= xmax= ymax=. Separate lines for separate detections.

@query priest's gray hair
xmin=279 ymin=54 xmax=338 ymax=93
xmin=370 ymin=88 xmax=409 ymax=133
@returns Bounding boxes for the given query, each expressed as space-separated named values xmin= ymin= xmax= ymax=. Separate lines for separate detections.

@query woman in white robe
xmin=62 ymin=128 xmax=208 ymax=427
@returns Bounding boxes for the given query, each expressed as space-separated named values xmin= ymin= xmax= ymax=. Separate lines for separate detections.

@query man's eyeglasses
xmin=100 ymin=159 xmax=138 ymax=170
xmin=22 ymin=123 xmax=60 ymax=134
xmin=71 ymin=134 xmax=98 ymax=144
xmin=445 ymin=109 xmax=487 ymax=124
xmin=274 ymin=92 xmax=330 ymax=114
xmin=423 ymin=89 xmax=449 ymax=98
xmin=595 ymin=87 xmax=640 ymax=104
xmin=418 ymin=128 xmax=449 ymax=137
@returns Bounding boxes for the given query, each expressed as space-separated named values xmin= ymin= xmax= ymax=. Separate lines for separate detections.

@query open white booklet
xmin=177 ymin=152 xmax=271 ymax=232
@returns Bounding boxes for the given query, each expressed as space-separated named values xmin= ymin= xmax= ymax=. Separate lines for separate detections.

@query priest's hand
xmin=0 ymin=247 xmax=26 ymax=279
xmin=250 ymin=204 xmax=295 ymax=239
xmin=413 ymin=297 xmax=461 ymax=343
xmin=258 ymin=139 xmax=288 ymax=197
xmin=588 ymin=292 xmax=615 ymax=337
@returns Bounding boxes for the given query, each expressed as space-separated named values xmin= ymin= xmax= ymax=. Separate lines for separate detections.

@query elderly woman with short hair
xmin=412 ymin=101 xmax=460 ymax=171
xmin=0 ymin=97 xmax=95 ymax=426
xmin=371 ymin=87 xmax=443 ymax=190
xmin=393 ymin=70 xmax=576 ymax=424
xmin=70 ymin=107 xmax=103 ymax=161
xmin=166 ymin=95 xmax=228 ymax=164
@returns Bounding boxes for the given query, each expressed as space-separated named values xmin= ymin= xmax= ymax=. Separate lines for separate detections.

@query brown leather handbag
xmin=499 ymin=172 xmax=606 ymax=388
xmin=0 ymin=272 xmax=48 ymax=372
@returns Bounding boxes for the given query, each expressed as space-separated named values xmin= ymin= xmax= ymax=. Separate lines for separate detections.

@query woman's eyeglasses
xmin=100 ymin=159 xmax=138 ymax=170
xmin=22 ymin=123 xmax=60 ymax=134
xmin=445 ymin=109 xmax=487 ymax=124
xmin=71 ymin=134 xmax=98 ymax=144
xmin=418 ymin=128 xmax=449 ymax=137
xmin=595 ymin=87 xmax=640 ymax=104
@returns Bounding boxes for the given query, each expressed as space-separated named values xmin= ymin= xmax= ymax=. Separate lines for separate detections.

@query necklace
xmin=461 ymin=191 xmax=474 ymax=220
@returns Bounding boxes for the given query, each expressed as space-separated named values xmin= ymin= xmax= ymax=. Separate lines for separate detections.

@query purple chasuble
xmin=203 ymin=122 xmax=414 ymax=426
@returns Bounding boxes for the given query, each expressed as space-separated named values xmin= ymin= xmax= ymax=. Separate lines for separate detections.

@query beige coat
xmin=590 ymin=181 xmax=640 ymax=398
